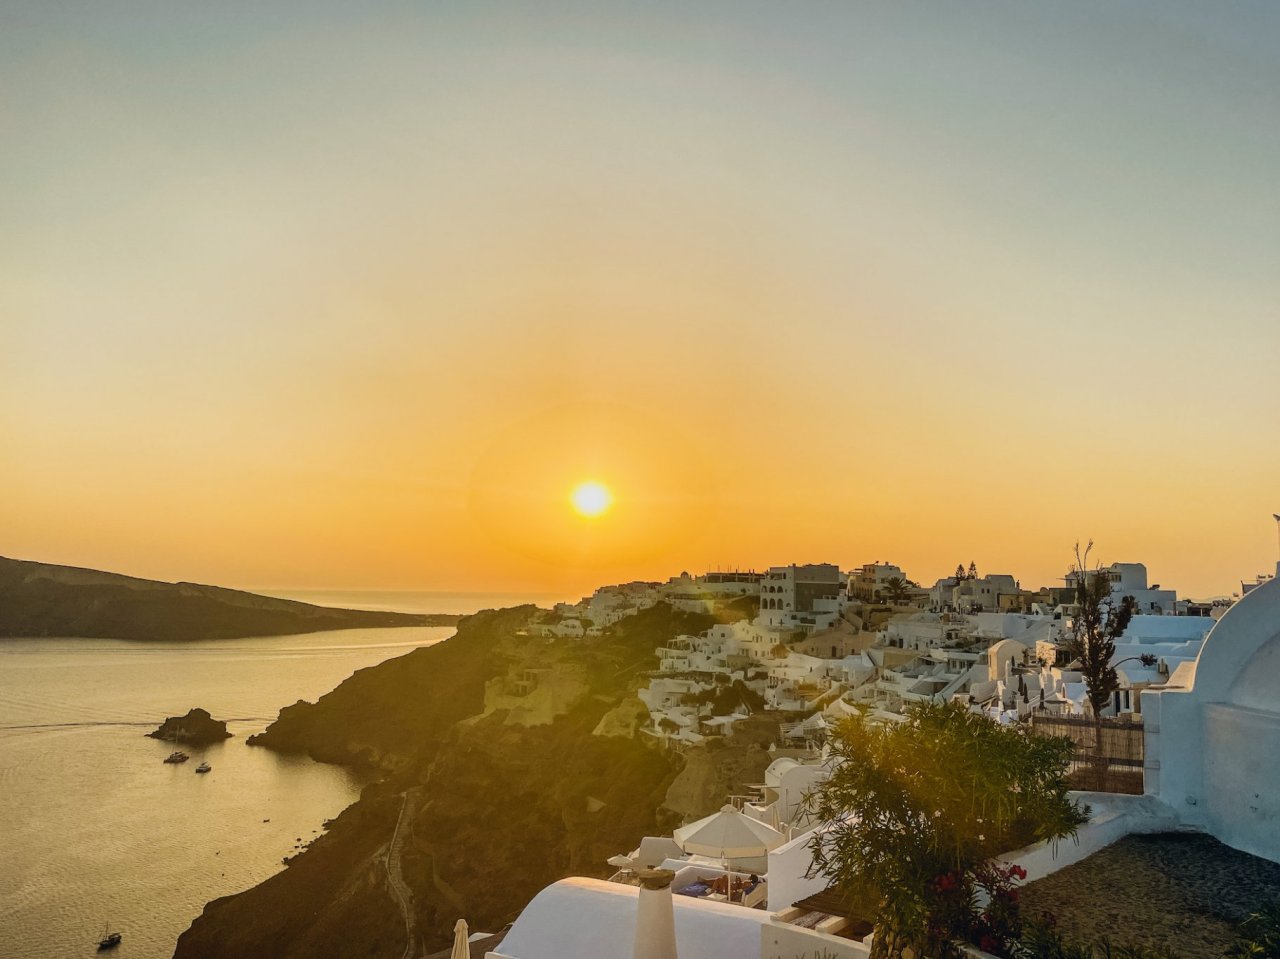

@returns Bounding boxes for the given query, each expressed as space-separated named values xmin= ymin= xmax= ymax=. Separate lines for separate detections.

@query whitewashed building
xmin=1143 ymin=568 xmax=1280 ymax=862
xmin=757 ymin=564 xmax=844 ymax=634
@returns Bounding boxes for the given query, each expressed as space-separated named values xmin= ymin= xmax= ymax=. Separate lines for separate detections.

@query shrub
xmin=806 ymin=702 xmax=1087 ymax=959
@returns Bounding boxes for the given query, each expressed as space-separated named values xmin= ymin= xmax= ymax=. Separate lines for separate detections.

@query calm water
xmin=0 ymin=625 xmax=456 ymax=959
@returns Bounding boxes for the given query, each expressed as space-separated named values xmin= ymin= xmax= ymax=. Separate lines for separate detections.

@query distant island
xmin=149 ymin=708 xmax=234 ymax=745
xmin=0 ymin=556 xmax=461 ymax=641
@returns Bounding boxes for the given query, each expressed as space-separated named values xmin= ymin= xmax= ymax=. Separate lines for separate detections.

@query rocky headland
xmin=0 ymin=556 xmax=460 ymax=641
xmin=176 ymin=601 xmax=773 ymax=958
xmin=149 ymin=708 xmax=234 ymax=745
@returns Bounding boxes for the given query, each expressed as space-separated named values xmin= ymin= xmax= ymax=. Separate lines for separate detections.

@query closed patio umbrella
xmin=450 ymin=918 xmax=469 ymax=959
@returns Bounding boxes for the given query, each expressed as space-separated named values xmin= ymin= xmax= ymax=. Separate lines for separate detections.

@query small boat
xmin=97 ymin=924 xmax=122 ymax=950
xmin=164 ymin=751 xmax=190 ymax=764
xmin=195 ymin=761 xmax=211 ymax=773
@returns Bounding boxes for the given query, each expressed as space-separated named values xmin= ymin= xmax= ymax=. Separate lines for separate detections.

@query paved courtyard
xmin=1019 ymin=832 xmax=1280 ymax=958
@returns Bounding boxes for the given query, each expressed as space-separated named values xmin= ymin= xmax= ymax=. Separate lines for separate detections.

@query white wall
xmin=488 ymin=878 xmax=773 ymax=959
xmin=766 ymin=828 xmax=829 ymax=912
xmin=762 ymin=920 xmax=870 ymax=959
xmin=1143 ymin=569 xmax=1280 ymax=864
xmin=1002 ymin=792 xmax=1180 ymax=882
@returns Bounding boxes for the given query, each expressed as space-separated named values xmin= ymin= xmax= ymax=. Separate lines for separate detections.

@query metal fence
xmin=1030 ymin=710 xmax=1145 ymax=795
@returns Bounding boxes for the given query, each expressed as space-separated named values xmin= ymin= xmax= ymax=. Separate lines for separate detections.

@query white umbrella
xmin=450 ymin=918 xmax=469 ymax=959
xmin=607 ymin=854 xmax=635 ymax=869
xmin=673 ymin=804 xmax=785 ymax=859
xmin=672 ymin=805 xmax=784 ymax=901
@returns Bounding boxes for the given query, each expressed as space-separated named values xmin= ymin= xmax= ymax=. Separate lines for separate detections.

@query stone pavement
xmin=1018 ymin=832 xmax=1280 ymax=958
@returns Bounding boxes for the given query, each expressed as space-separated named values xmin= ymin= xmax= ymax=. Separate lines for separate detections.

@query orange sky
xmin=3 ymin=3 xmax=1278 ymax=600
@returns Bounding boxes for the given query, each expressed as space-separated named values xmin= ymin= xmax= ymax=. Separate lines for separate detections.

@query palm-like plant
xmin=880 ymin=575 xmax=915 ymax=605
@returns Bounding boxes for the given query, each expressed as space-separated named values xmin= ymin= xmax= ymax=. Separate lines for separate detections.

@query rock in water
xmin=149 ymin=708 xmax=233 ymax=745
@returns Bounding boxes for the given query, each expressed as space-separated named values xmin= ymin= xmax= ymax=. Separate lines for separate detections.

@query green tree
xmin=968 ymin=561 xmax=979 ymax=580
xmin=955 ymin=564 xmax=967 ymax=583
xmin=806 ymin=702 xmax=1086 ymax=959
xmin=881 ymin=575 xmax=914 ymax=605
xmin=1064 ymin=542 xmax=1136 ymax=717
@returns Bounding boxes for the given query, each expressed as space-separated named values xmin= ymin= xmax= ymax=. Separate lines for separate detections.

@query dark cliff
xmin=175 ymin=604 xmax=724 ymax=958
xmin=0 ymin=556 xmax=458 ymax=641
xmin=245 ymin=605 xmax=539 ymax=766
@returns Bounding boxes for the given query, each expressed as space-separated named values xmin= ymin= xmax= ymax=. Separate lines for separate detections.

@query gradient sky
xmin=3 ymin=1 xmax=1277 ymax=600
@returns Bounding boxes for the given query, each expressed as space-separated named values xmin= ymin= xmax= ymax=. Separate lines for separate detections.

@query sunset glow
xmin=2 ymin=3 xmax=1277 ymax=599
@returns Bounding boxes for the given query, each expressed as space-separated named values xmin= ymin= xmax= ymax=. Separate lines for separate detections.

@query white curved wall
xmin=1143 ymin=568 xmax=1280 ymax=864
xmin=1203 ymin=703 xmax=1280 ymax=860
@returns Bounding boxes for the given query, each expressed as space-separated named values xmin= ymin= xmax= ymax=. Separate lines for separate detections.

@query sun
xmin=570 ymin=481 xmax=613 ymax=518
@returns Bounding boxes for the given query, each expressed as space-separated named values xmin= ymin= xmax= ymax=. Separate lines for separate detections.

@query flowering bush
xmin=806 ymin=702 xmax=1086 ymax=959
xmin=926 ymin=861 xmax=1027 ymax=957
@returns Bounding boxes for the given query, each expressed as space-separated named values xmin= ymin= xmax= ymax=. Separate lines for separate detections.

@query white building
xmin=1143 ymin=567 xmax=1280 ymax=862
xmin=1064 ymin=562 xmax=1177 ymax=615
xmin=883 ymin=612 xmax=965 ymax=651
xmin=741 ymin=757 xmax=832 ymax=832
xmin=758 ymin=564 xmax=844 ymax=633
xmin=949 ymin=574 xmax=1019 ymax=612
xmin=696 ymin=571 xmax=763 ymax=596
xmin=846 ymin=562 xmax=907 ymax=603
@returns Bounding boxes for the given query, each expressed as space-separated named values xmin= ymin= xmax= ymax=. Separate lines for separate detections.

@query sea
xmin=0 ymin=590 xmax=565 ymax=959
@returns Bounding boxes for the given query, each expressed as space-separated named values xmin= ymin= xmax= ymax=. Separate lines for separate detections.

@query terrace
xmin=1019 ymin=832 xmax=1280 ymax=959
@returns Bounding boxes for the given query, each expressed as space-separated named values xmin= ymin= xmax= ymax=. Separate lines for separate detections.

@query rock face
xmin=0 ymin=555 xmax=460 ymax=641
xmin=245 ymin=606 xmax=542 ymax=767
xmin=149 ymin=708 xmax=233 ymax=745
xmin=661 ymin=733 xmax=773 ymax=823
xmin=591 ymin=696 xmax=650 ymax=738
xmin=175 ymin=603 xmax=761 ymax=959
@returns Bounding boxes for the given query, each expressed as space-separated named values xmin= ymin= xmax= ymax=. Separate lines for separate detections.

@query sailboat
xmin=164 ymin=723 xmax=190 ymax=763
xmin=97 ymin=923 xmax=122 ymax=950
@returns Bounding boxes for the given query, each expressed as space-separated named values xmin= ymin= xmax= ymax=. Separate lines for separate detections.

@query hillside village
xmin=518 ymin=560 xmax=1244 ymax=749
xmin=169 ymin=556 xmax=1280 ymax=959
xmin=477 ymin=562 xmax=1280 ymax=959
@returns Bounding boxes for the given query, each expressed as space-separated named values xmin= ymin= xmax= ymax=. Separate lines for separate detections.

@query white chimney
xmin=633 ymin=867 xmax=678 ymax=959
